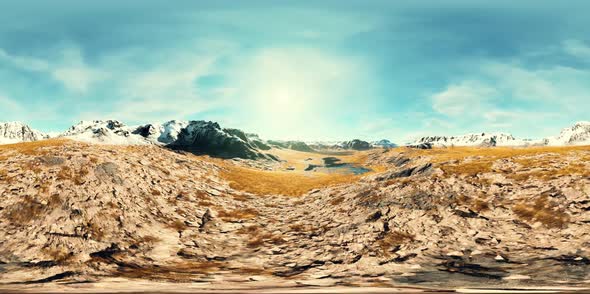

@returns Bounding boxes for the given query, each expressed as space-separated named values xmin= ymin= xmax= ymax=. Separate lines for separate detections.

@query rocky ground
xmin=0 ymin=140 xmax=589 ymax=292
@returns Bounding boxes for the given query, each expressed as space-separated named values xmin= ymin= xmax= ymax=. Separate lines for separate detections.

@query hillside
xmin=1 ymin=140 xmax=589 ymax=291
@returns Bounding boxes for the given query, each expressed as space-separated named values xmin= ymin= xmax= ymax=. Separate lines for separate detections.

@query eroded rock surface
xmin=0 ymin=141 xmax=589 ymax=292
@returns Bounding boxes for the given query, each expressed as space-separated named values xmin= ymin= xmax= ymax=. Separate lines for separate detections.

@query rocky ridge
xmin=59 ymin=120 xmax=274 ymax=160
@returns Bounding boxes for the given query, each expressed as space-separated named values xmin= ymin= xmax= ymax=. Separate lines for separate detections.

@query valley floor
xmin=0 ymin=140 xmax=589 ymax=292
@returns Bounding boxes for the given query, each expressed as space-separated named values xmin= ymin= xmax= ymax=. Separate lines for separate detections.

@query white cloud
xmin=0 ymin=49 xmax=49 ymax=71
xmin=0 ymin=93 xmax=22 ymax=113
xmin=431 ymin=80 xmax=497 ymax=116
xmin=81 ymin=46 xmax=233 ymax=122
xmin=0 ymin=46 xmax=103 ymax=93
xmin=563 ymin=39 xmax=590 ymax=59
xmin=430 ymin=60 xmax=590 ymax=138
xmin=50 ymin=47 xmax=104 ymax=93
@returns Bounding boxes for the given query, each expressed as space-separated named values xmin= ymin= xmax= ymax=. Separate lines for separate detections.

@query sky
xmin=1 ymin=0 xmax=589 ymax=143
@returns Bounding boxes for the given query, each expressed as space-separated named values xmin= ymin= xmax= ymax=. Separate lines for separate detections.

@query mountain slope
xmin=168 ymin=120 xmax=272 ymax=159
xmin=59 ymin=120 xmax=151 ymax=145
xmin=341 ymin=139 xmax=372 ymax=150
xmin=133 ymin=120 xmax=189 ymax=144
xmin=546 ymin=121 xmax=590 ymax=146
xmin=371 ymin=139 xmax=397 ymax=148
xmin=0 ymin=121 xmax=47 ymax=144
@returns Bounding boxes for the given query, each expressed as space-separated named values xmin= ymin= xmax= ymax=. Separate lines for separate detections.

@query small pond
xmin=304 ymin=157 xmax=371 ymax=175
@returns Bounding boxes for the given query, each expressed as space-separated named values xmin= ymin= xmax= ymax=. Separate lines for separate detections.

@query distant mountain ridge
xmin=371 ymin=139 xmax=398 ymax=148
xmin=412 ymin=133 xmax=531 ymax=147
xmin=2 ymin=120 xmax=590 ymax=151
xmin=0 ymin=121 xmax=47 ymax=144
xmin=411 ymin=122 xmax=590 ymax=147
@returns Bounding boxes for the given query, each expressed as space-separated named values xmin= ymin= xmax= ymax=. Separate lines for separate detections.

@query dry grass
xmin=22 ymin=159 xmax=43 ymax=174
xmin=454 ymin=194 xmax=490 ymax=212
xmin=56 ymin=165 xmax=89 ymax=185
xmin=137 ymin=235 xmax=161 ymax=245
xmin=441 ymin=161 xmax=494 ymax=177
xmin=56 ymin=166 xmax=71 ymax=180
xmin=217 ymin=208 xmax=258 ymax=221
xmin=87 ymin=221 xmax=106 ymax=241
xmin=116 ymin=260 xmax=222 ymax=281
xmin=403 ymin=145 xmax=590 ymax=163
xmin=507 ymin=162 xmax=589 ymax=181
xmin=42 ymin=246 xmax=73 ymax=263
xmin=0 ymin=139 xmax=73 ymax=155
xmin=512 ymin=196 xmax=570 ymax=228
xmin=410 ymin=146 xmax=590 ymax=178
xmin=237 ymin=225 xmax=286 ymax=248
xmin=221 ymin=165 xmax=364 ymax=196
xmin=75 ymin=166 xmax=89 ymax=185
xmin=330 ymin=196 xmax=345 ymax=205
xmin=0 ymin=168 xmax=8 ymax=181
xmin=197 ymin=148 xmax=383 ymax=196
xmin=198 ymin=200 xmax=215 ymax=207
xmin=3 ymin=194 xmax=62 ymax=224
xmin=375 ymin=230 xmax=415 ymax=256
xmin=168 ymin=219 xmax=188 ymax=232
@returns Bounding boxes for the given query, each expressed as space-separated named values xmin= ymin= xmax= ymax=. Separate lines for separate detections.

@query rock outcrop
xmin=169 ymin=120 xmax=271 ymax=159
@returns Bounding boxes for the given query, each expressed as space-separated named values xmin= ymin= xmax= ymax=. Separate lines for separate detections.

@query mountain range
xmin=1 ymin=120 xmax=590 ymax=154
xmin=412 ymin=121 xmax=590 ymax=147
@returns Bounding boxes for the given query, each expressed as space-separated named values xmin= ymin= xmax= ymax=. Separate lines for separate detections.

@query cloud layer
xmin=0 ymin=1 xmax=589 ymax=141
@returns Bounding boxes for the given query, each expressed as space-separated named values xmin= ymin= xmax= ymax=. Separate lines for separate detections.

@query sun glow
xmin=228 ymin=47 xmax=369 ymax=140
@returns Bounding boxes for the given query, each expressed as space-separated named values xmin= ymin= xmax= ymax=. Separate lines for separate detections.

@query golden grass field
xmin=205 ymin=150 xmax=381 ymax=197
xmin=401 ymin=145 xmax=590 ymax=179
xmin=3 ymin=140 xmax=589 ymax=197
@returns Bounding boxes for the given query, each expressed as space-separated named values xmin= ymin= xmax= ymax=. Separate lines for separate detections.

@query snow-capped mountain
xmin=58 ymin=119 xmax=273 ymax=159
xmin=169 ymin=121 xmax=273 ymax=159
xmin=0 ymin=121 xmax=47 ymax=144
xmin=412 ymin=133 xmax=528 ymax=147
xmin=59 ymin=120 xmax=152 ymax=145
xmin=341 ymin=139 xmax=372 ymax=150
xmin=4 ymin=119 xmax=590 ymax=149
xmin=133 ymin=120 xmax=189 ymax=144
xmin=371 ymin=139 xmax=397 ymax=148
xmin=545 ymin=121 xmax=590 ymax=146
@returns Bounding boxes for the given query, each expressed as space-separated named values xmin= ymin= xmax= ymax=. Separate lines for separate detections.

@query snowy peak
xmin=371 ymin=139 xmax=397 ymax=148
xmin=414 ymin=132 xmax=526 ymax=147
xmin=546 ymin=121 xmax=590 ymax=146
xmin=341 ymin=139 xmax=372 ymax=150
xmin=0 ymin=121 xmax=47 ymax=144
xmin=133 ymin=120 xmax=189 ymax=144
xmin=60 ymin=120 xmax=151 ymax=145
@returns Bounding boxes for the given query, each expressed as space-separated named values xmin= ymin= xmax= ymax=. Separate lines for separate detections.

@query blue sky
xmin=1 ymin=0 xmax=589 ymax=142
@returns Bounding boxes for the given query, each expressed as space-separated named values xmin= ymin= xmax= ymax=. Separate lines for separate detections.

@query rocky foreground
xmin=0 ymin=140 xmax=589 ymax=292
